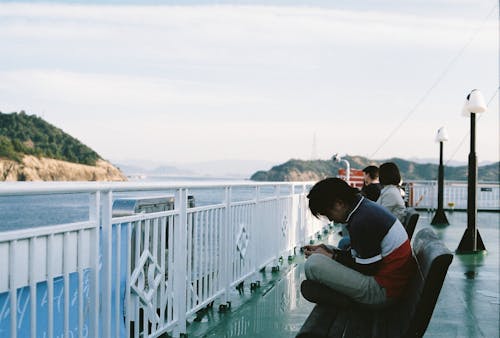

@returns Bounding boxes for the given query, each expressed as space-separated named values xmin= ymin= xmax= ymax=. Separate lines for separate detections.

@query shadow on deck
xmin=183 ymin=211 xmax=499 ymax=338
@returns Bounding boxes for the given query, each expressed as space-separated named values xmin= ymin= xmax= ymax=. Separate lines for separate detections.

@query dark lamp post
xmin=457 ymin=89 xmax=487 ymax=253
xmin=431 ymin=127 xmax=450 ymax=225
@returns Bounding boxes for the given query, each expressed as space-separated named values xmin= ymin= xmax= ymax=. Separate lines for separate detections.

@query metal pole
xmin=173 ymin=188 xmax=187 ymax=337
xmin=431 ymin=141 xmax=449 ymax=225
xmin=101 ymin=191 xmax=112 ymax=338
xmin=457 ymin=113 xmax=486 ymax=253
xmin=343 ymin=160 xmax=350 ymax=183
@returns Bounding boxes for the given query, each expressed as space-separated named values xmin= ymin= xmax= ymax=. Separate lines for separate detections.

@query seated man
xmin=337 ymin=165 xmax=381 ymax=250
xmin=303 ymin=177 xmax=415 ymax=306
xmin=361 ymin=165 xmax=381 ymax=201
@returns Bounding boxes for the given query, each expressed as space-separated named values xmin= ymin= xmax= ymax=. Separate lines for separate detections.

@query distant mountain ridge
xmin=116 ymin=159 xmax=275 ymax=178
xmin=250 ymin=155 xmax=499 ymax=182
xmin=0 ymin=111 xmax=126 ymax=181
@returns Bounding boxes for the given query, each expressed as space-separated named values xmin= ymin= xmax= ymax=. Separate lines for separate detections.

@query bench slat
xmin=296 ymin=305 xmax=338 ymax=338
xmin=403 ymin=208 xmax=419 ymax=240
xmin=328 ymin=308 xmax=350 ymax=337
xmin=297 ymin=227 xmax=453 ymax=338
xmin=342 ymin=309 xmax=373 ymax=338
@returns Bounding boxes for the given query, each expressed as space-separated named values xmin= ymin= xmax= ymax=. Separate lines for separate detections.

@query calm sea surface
xmin=0 ymin=177 xmax=292 ymax=232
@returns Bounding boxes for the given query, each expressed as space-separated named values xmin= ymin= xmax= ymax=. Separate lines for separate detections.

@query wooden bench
xmin=403 ymin=208 xmax=419 ymax=240
xmin=296 ymin=227 xmax=453 ymax=338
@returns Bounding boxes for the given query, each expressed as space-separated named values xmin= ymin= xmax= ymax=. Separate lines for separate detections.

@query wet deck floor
xmin=184 ymin=211 xmax=499 ymax=338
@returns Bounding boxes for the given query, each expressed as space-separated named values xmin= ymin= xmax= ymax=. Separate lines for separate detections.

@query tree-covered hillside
xmin=250 ymin=155 xmax=499 ymax=182
xmin=0 ymin=111 xmax=100 ymax=165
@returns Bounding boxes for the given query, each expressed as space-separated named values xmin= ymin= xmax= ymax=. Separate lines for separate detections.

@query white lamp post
xmin=431 ymin=127 xmax=450 ymax=225
xmin=457 ymin=89 xmax=487 ymax=253
xmin=332 ymin=154 xmax=350 ymax=183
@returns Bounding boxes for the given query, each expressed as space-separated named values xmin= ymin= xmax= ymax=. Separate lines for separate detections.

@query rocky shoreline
xmin=0 ymin=155 xmax=127 ymax=181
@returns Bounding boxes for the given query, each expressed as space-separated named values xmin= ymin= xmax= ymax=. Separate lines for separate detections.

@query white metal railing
xmin=0 ymin=181 xmax=326 ymax=338
xmin=1 ymin=179 xmax=497 ymax=338
xmin=335 ymin=173 xmax=496 ymax=212
xmin=406 ymin=180 xmax=499 ymax=211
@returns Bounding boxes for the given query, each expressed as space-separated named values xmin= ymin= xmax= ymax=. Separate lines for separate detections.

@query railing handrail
xmin=406 ymin=180 xmax=499 ymax=185
xmin=1 ymin=179 xmax=498 ymax=196
xmin=0 ymin=180 xmax=317 ymax=196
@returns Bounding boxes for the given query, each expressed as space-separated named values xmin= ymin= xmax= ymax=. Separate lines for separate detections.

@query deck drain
xmin=464 ymin=270 xmax=477 ymax=279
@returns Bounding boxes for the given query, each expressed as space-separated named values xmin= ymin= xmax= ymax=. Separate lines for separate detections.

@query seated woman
xmin=377 ymin=162 xmax=406 ymax=222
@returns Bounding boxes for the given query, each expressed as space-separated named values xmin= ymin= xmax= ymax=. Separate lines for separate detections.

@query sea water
xmin=0 ymin=177 xmax=287 ymax=231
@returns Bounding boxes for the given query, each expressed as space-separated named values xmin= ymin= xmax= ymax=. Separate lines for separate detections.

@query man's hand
xmin=302 ymin=244 xmax=333 ymax=259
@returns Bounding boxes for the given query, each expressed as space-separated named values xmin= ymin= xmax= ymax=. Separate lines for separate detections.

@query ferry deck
xmin=186 ymin=211 xmax=499 ymax=338
xmin=0 ymin=182 xmax=498 ymax=338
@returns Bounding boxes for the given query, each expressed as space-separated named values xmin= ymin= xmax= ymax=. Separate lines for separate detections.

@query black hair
xmin=362 ymin=165 xmax=379 ymax=180
xmin=379 ymin=162 xmax=402 ymax=186
xmin=307 ymin=177 xmax=359 ymax=218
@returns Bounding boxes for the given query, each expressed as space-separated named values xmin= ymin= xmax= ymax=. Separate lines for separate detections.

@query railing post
xmin=89 ymin=192 xmax=100 ymax=338
xmin=222 ymin=187 xmax=232 ymax=304
xmin=173 ymin=188 xmax=187 ymax=337
xmin=253 ymin=185 xmax=260 ymax=275
xmin=47 ymin=234 xmax=54 ymax=338
xmin=9 ymin=240 xmax=17 ymax=338
xmin=301 ymin=183 xmax=307 ymax=244
xmin=29 ymin=237 xmax=36 ymax=338
xmin=291 ymin=184 xmax=297 ymax=250
xmin=101 ymin=190 xmax=113 ymax=338
xmin=275 ymin=184 xmax=282 ymax=264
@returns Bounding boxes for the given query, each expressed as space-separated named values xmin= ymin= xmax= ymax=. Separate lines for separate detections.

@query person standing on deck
xmin=303 ymin=178 xmax=415 ymax=306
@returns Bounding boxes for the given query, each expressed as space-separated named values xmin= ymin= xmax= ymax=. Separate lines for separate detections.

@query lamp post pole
xmin=332 ymin=154 xmax=351 ymax=184
xmin=431 ymin=129 xmax=449 ymax=225
xmin=457 ymin=90 xmax=487 ymax=253
xmin=343 ymin=159 xmax=350 ymax=183
xmin=468 ymin=113 xmax=477 ymax=234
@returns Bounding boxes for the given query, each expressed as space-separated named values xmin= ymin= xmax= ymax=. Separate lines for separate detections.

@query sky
xmin=0 ymin=0 xmax=498 ymax=168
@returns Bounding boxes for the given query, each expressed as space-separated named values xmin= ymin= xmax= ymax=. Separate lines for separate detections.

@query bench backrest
xmin=402 ymin=227 xmax=453 ymax=337
xmin=403 ymin=208 xmax=419 ymax=240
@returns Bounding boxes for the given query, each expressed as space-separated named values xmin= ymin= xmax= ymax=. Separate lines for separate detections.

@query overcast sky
xmin=0 ymin=0 xmax=498 ymax=166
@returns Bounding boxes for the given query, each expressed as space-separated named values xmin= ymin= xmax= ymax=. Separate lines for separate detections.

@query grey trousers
xmin=304 ymin=253 xmax=387 ymax=305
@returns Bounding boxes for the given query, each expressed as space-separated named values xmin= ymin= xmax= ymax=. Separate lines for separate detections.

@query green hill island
xmin=0 ymin=111 xmax=126 ymax=181
xmin=250 ymin=155 xmax=498 ymax=182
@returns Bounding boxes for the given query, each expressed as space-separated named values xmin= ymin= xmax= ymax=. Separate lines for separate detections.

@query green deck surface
xmin=183 ymin=211 xmax=499 ymax=338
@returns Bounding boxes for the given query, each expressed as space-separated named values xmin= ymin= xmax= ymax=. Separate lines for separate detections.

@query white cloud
xmin=1 ymin=4 xmax=495 ymax=58
xmin=0 ymin=70 xmax=270 ymax=112
xmin=0 ymin=2 xmax=497 ymax=164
